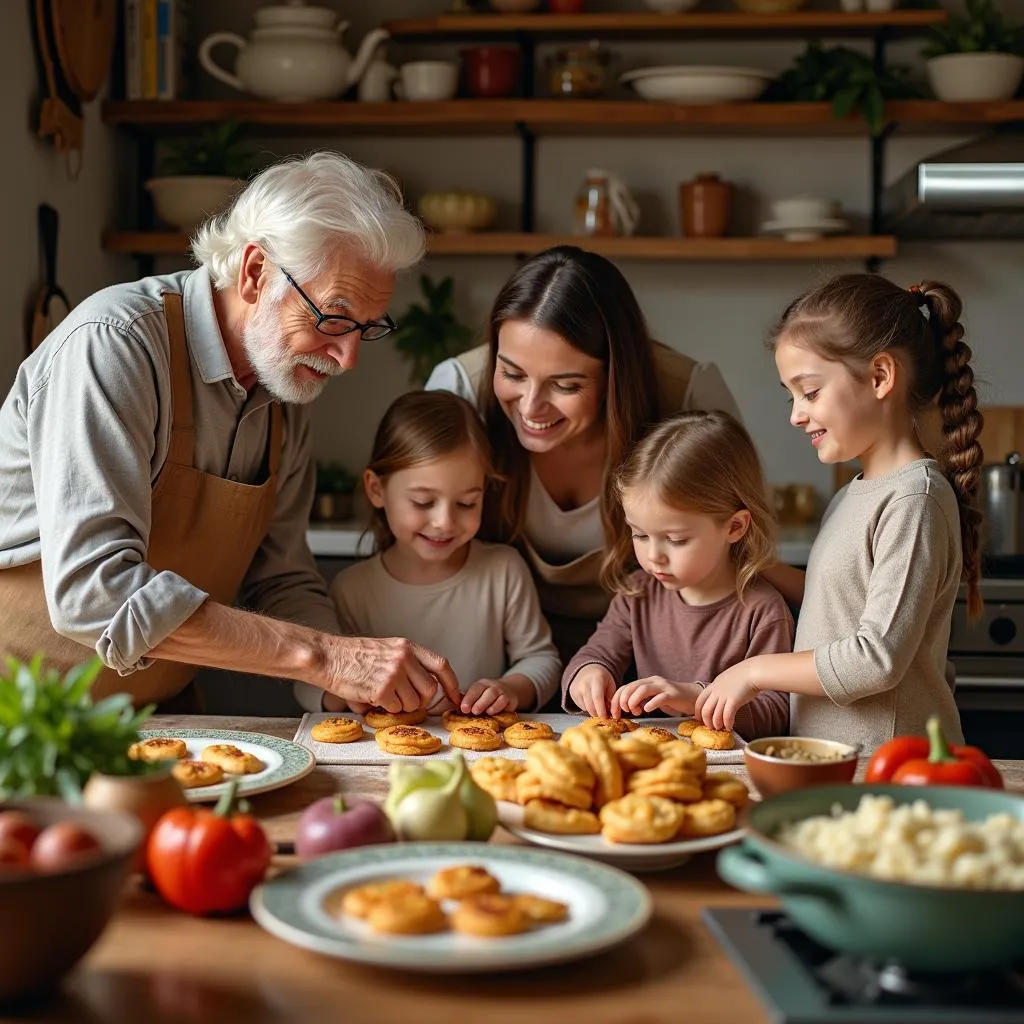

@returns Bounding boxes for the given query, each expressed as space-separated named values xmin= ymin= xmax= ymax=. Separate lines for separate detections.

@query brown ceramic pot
xmin=679 ymin=172 xmax=734 ymax=238
xmin=461 ymin=46 xmax=520 ymax=98
xmin=743 ymin=736 xmax=860 ymax=800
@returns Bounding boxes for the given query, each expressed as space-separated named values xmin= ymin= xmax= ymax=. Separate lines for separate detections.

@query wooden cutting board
xmin=50 ymin=0 xmax=118 ymax=102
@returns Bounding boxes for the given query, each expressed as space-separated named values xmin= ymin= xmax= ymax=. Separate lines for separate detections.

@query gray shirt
xmin=0 ymin=266 xmax=338 ymax=675
xmin=792 ymin=458 xmax=964 ymax=751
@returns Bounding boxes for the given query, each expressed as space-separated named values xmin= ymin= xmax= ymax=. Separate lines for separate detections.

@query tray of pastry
xmin=292 ymin=711 xmax=745 ymax=766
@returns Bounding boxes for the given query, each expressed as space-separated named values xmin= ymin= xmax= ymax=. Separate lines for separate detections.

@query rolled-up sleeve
xmin=28 ymin=321 xmax=208 ymax=673
xmin=423 ymin=358 xmax=476 ymax=404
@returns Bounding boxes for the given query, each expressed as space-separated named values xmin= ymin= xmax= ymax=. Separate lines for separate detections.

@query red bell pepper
xmin=146 ymin=778 xmax=271 ymax=915
xmin=864 ymin=716 xmax=1003 ymax=789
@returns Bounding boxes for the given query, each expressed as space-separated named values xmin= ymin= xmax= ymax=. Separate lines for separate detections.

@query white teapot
xmin=199 ymin=1 xmax=390 ymax=102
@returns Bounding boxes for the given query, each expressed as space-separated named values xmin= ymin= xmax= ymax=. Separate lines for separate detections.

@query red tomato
xmin=30 ymin=822 xmax=103 ymax=873
xmin=0 ymin=837 xmax=31 ymax=871
xmin=0 ymin=810 xmax=40 ymax=852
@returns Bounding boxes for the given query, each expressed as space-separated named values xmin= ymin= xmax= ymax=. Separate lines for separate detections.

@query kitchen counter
xmin=36 ymin=715 xmax=1022 ymax=1024
xmin=308 ymin=523 xmax=819 ymax=566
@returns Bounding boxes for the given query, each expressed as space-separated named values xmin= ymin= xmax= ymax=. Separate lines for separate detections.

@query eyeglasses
xmin=282 ymin=270 xmax=397 ymax=341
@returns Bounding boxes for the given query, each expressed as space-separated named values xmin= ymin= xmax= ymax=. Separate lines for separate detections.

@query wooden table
xmin=11 ymin=716 xmax=1024 ymax=1024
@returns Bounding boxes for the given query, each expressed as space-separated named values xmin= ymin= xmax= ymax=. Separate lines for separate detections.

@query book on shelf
xmin=123 ymin=0 xmax=189 ymax=100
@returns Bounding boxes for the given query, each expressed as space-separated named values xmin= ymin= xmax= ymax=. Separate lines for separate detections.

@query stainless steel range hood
xmin=885 ymin=133 xmax=1024 ymax=238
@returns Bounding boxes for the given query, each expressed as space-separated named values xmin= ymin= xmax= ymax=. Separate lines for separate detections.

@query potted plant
xmin=763 ymin=42 xmax=921 ymax=136
xmin=145 ymin=122 xmax=253 ymax=233
xmin=392 ymin=275 xmax=474 ymax=386
xmin=313 ymin=461 xmax=358 ymax=522
xmin=923 ymin=0 xmax=1024 ymax=102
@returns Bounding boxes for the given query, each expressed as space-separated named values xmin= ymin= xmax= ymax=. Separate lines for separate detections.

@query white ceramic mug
xmin=771 ymin=196 xmax=837 ymax=224
xmin=397 ymin=61 xmax=458 ymax=101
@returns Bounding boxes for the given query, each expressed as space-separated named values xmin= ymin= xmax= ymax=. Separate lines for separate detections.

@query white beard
xmin=242 ymin=300 xmax=344 ymax=405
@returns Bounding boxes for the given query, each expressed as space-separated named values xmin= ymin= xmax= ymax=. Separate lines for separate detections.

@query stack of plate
xmin=620 ymin=65 xmax=774 ymax=103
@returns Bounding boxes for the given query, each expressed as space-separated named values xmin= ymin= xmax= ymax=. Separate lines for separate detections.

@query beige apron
xmin=0 ymin=292 xmax=282 ymax=708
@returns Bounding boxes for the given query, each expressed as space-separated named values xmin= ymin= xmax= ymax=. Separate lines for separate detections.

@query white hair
xmin=191 ymin=151 xmax=425 ymax=292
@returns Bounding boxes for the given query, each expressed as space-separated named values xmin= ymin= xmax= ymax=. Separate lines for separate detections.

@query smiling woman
xmin=425 ymin=246 xmax=743 ymax=673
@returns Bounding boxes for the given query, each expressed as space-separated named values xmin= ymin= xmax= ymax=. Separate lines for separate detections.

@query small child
xmin=331 ymin=390 xmax=560 ymax=716
xmin=695 ymin=274 xmax=981 ymax=752
xmin=562 ymin=410 xmax=793 ymax=740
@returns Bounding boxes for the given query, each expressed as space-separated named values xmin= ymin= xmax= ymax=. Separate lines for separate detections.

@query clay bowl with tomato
xmin=0 ymin=797 xmax=141 ymax=1005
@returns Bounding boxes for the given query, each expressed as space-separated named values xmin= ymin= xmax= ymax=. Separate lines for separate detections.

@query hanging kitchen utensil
xmin=29 ymin=204 xmax=71 ymax=353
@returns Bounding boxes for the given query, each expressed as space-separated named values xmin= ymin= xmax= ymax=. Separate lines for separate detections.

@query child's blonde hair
xmin=769 ymin=273 xmax=983 ymax=619
xmin=601 ymin=411 xmax=776 ymax=598
xmin=366 ymin=391 xmax=496 ymax=551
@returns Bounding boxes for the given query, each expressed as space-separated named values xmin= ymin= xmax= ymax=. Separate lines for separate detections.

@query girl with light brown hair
xmin=695 ymin=273 xmax=983 ymax=753
xmin=561 ymin=411 xmax=793 ymax=741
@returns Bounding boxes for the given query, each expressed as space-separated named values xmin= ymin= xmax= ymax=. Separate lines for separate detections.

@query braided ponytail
xmin=920 ymin=282 xmax=984 ymax=621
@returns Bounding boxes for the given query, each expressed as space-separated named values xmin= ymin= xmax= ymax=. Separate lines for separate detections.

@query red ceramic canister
xmin=461 ymin=46 xmax=520 ymax=98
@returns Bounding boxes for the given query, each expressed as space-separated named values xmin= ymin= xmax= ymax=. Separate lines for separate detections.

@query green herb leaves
xmin=392 ymin=275 xmax=474 ymax=386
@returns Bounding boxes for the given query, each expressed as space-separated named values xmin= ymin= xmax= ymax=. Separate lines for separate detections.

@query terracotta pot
xmin=461 ymin=46 xmax=520 ymax=98
xmin=679 ymin=172 xmax=734 ymax=238
xmin=82 ymin=768 xmax=188 ymax=873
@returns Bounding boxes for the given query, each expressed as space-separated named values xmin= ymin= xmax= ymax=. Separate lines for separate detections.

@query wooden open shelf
xmin=102 ymin=230 xmax=897 ymax=262
xmin=101 ymin=99 xmax=1024 ymax=137
xmin=383 ymin=10 xmax=946 ymax=40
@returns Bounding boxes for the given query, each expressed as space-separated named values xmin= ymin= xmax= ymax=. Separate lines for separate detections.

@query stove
xmin=703 ymin=908 xmax=1024 ymax=1023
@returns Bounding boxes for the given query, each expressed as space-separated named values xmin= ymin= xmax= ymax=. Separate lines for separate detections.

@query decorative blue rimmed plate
xmin=250 ymin=842 xmax=652 ymax=973
xmin=139 ymin=728 xmax=314 ymax=802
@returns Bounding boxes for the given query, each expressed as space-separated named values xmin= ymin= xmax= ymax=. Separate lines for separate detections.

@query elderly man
xmin=0 ymin=151 xmax=459 ymax=714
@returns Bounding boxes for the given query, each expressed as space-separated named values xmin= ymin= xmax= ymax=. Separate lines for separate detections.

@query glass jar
xmin=574 ymin=172 xmax=614 ymax=237
xmin=547 ymin=40 xmax=610 ymax=99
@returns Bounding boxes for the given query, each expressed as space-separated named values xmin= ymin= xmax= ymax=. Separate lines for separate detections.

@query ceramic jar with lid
xmin=547 ymin=41 xmax=611 ymax=98
xmin=679 ymin=172 xmax=734 ymax=238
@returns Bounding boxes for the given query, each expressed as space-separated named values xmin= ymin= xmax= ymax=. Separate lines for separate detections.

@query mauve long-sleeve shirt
xmin=561 ymin=572 xmax=793 ymax=740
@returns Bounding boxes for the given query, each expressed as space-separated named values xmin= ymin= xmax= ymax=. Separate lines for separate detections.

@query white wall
xmin=6 ymin=0 xmax=1023 ymax=507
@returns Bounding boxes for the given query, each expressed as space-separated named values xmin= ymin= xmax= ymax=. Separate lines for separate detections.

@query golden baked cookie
xmin=610 ymin=735 xmax=663 ymax=773
xmin=526 ymin=740 xmax=595 ymax=790
xmin=201 ymin=744 xmax=265 ymax=774
xmin=512 ymin=893 xmax=569 ymax=924
xmin=128 ymin=737 xmax=188 ymax=762
xmin=489 ymin=710 xmax=519 ymax=729
xmin=367 ymin=892 xmax=448 ymax=935
xmin=449 ymin=726 xmax=502 ymax=752
xmin=470 ymin=757 xmax=526 ymax=803
xmin=582 ymin=717 xmax=636 ymax=738
xmin=441 ymin=711 xmax=501 ymax=733
xmin=676 ymin=718 xmax=699 ymax=738
xmin=659 ymin=740 xmax=708 ymax=775
xmin=516 ymin=771 xmax=593 ymax=810
xmin=702 ymin=772 xmax=750 ymax=808
xmin=171 ymin=759 xmax=224 ymax=789
xmin=628 ymin=761 xmax=703 ymax=803
xmin=451 ymin=894 xmax=529 ymax=938
xmin=690 ymin=726 xmax=735 ymax=751
xmin=680 ymin=798 xmax=737 ymax=838
xmin=599 ymin=793 xmax=685 ymax=844
xmin=310 ymin=717 xmax=365 ymax=744
xmin=428 ymin=864 xmax=501 ymax=901
xmin=365 ymin=707 xmax=427 ymax=729
xmin=560 ymin=726 xmax=623 ymax=807
xmin=504 ymin=721 xmax=555 ymax=749
xmin=341 ymin=879 xmax=425 ymax=919
xmin=523 ymin=799 xmax=601 ymax=835
xmin=374 ymin=725 xmax=442 ymax=756
xmin=631 ymin=726 xmax=679 ymax=747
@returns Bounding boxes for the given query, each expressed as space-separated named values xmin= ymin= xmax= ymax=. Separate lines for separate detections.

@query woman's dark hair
xmin=770 ymin=273 xmax=984 ymax=620
xmin=477 ymin=246 xmax=659 ymax=550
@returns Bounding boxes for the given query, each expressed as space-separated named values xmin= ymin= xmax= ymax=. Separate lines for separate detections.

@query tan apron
xmin=0 ymin=292 xmax=282 ymax=708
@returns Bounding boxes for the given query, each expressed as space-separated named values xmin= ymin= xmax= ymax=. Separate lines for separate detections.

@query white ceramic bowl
xmin=926 ymin=53 xmax=1024 ymax=103
xmin=144 ymin=176 xmax=242 ymax=232
xmin=418 ymin=191 xmax=497 ymax=233
xmin=771 ymin=196 xmax=839 ymax=223
xmin=621 ymin=65 xmax=773 ymax=104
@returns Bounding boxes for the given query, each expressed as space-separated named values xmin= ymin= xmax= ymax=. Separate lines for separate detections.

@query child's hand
xmin=461 ymin=679 xmax=519 ymax=716
xmin=567 ymin=665 xmax=616 ymax=718
xmin=610 ymin=677 xmax=702 ymax=717
xmin=694 ymin=665 xmax=759 ymax=732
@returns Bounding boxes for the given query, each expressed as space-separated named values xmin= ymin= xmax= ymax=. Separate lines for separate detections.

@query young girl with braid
xmin=695 ymin=274 xmax=983 ymax=752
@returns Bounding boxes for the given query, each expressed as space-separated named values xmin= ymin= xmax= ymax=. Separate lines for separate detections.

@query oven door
xmin=951 ymin=662 xmax=1024 ymax=759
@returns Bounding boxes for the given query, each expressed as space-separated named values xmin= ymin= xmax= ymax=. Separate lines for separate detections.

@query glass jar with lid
xmin=546 ymin=40 xmax=610 ymax=98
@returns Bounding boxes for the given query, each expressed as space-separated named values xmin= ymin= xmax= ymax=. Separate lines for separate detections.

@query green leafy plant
xmin=0 ymin=655 xmax=155 ymax=802
xmin=764 ymin=43 xmax=922 ymax=136
xmin=392 ymin=275 xmax=475 ymax=386
xmin=923 ymin=0 xmax=1024 ymax=59
xmin=159 ymin=122 xmax=254 ymax=178
xmin=315 ymin=460 xmax=358 ymax=495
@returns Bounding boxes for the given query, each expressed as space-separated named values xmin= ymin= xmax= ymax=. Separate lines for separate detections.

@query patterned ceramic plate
xmin=139 ymin=728 xmax=315 ymax=802
xmin=250 ymin=842 xmax=652 ymax=973
xmin=499 ymin=802 xmax=745 ymax=872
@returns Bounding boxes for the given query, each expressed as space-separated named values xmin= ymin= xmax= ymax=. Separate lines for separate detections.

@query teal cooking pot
xmin=717 ymin=784 xmax=1024 ymax=972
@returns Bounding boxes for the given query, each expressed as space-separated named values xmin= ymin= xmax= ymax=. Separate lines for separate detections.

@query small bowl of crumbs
xmin=743 ymin=736 xmax=860 ymax=800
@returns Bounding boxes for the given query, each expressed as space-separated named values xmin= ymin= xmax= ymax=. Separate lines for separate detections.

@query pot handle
xmin=198 ymin=32 xmax=248 ymax=93
xmin=717 ymin=845 xmax=844 ymax=908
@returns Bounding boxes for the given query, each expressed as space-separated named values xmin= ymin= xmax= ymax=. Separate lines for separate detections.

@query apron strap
xmin=268 ymin=403 xmax=282 ymax=476
xmin=161 ymin=292 xmax=195 ymax=469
